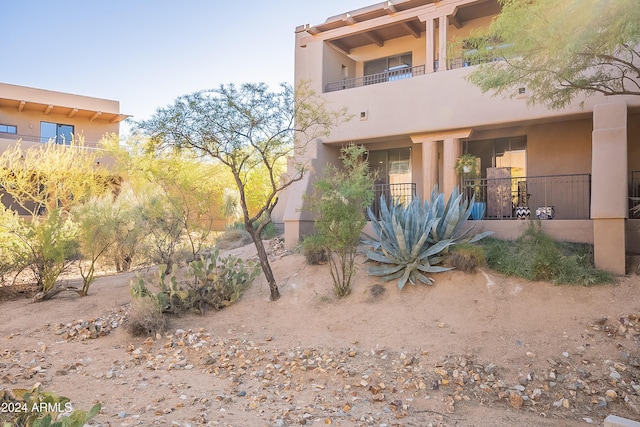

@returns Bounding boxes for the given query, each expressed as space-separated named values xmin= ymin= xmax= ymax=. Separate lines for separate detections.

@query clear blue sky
xmin=1 ymin=1 xmax=373 ymax=132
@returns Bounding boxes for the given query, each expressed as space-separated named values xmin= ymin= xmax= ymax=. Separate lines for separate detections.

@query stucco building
xmin=0 ymin=82 xmax=128 ymax=154
xmin=279 ymin=0 xmax=640 ymax=274
xmin=0 ymin=82 xmax=129 ymax=213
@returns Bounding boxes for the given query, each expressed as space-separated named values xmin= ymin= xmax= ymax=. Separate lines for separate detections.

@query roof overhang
xmin=297 ymin=0 xmax=501 ymax=54
xmin=0 ymin=97 xmax=131 ymax=123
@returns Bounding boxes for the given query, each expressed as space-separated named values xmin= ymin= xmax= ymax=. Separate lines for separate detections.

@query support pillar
xmin=438 ymin=16 xmax=448 ymax=70
xmin=591 ymin=101 xmax=628 ymax=274
xmin=425 ymin=18 xmax=435 ymax=73
xmin=421 ymin=140 xmax=439 ymax=200
xmin=442 ymin=137 xmax=462 ymax=198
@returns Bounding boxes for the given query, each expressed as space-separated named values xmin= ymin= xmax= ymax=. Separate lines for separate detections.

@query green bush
xmin=481 ymin=222 xmax=614 ymax=285
xmin=447 ymin=244 xmax=487 ymax=272
xmin=28 ymin=210 xmax=79 ymax=293
xmin=226 ymin=216 xmax=279 ymax=240
xmin=308 ymin=144 xmax=374 ymax=298
xmin=0 ymin=384 xmax=100 ymax=427
xmin=131 ymin=249 xmax=260 ymax=315
xmin=302 ymin=233 xmax=328 ymax=265
xmin=0 ymin=208 xmax=30 ymax=281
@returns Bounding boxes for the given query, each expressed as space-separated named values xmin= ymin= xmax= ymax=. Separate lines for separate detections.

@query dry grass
xmin=215 ymin=229 xmax=253 ymax=250
xmin=127 ymin=297 xmax=166 ymax=337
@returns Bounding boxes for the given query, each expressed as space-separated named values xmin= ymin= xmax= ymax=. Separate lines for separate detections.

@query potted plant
xmin=455 ymin=153 xmax=479 ymax=178
xmin=455 ymin=154 xmax=485 ymax=219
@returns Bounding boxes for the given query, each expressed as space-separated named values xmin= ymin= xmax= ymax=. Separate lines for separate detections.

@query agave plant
xmin=366 ymin=196 xmax=454 ymax=290
xmin=366 ymin=186 xmax=492 ymax=290
xmin=428 ymin=185 xmax=492 ymax=244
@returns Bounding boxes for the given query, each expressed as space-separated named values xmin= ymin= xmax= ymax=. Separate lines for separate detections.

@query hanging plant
xmin=455 ymin=153 xmax=479 ymax=178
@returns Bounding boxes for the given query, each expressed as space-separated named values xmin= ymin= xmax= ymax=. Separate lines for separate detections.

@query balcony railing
xmin=325 ymin=65 xmax=425 ymax=93
xmin=462 ymin=173 xmax=591 ymax=220
xmin=368 ymin=182 xmax=417 ymax=219
xmin=630 ymin=170 xmax=640 ymax=218
xmin=0 ymin=132 xmax=102 ymax=148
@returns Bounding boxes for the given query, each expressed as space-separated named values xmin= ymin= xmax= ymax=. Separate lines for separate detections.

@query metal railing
xmin=0 ymin=132 xmax=102 ymax=149
xmin=462 ymin=173 xmax=591 ymax=220
xmin=0 ymin=133 xmax=48 ymax=143
xmin=368 ymin=182 xmax=417 ymax=219
xmin=325 ymin=65 xmax=425 ymax=93
xmin=630 ymin=170 xmax=640 ymax=218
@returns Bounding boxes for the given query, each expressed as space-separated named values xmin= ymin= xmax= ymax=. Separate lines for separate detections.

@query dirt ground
xmin=1 ymin=239 xmax=640 ymax=426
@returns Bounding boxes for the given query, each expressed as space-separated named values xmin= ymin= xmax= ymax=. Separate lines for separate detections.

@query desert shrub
xmin=216 ymin=228 xmax=253 ymax=250
xmin=0 ymin=208 xmax=30 ymax=282
xmin=0 ymin=384 xmax=100 ymax=427
xmin=226 ymin=215 xmax=279 ymax=240
xmin=447 ymin=244 xmax=487 ymax=272
xmin=0 ymin=208 xmax=79 ymax=294
xmin=366 ymin=186 xmax=491 ymax=290
xmin=99 ymin=186 xmax=146 ymax=272
xmin=126 ymin=296 xmax=166 ymax=337
xmin=130 ymin=249 xmax=260 ymax=315
xmin=26 ymin=210 xmax=79 ymax=294
xmin=481 ymin=222 xmax=614 ymax=285
xmin=308 ymin=144 xmax=374 ymax=298
xmin=302 ymin=233 xmax=328 ymax=265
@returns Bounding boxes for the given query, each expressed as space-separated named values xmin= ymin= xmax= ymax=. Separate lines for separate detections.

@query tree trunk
xmin=247 ymin=227 xmax=280 ymax=301
xmin=33 ymin=284 xmax=84 ymax=302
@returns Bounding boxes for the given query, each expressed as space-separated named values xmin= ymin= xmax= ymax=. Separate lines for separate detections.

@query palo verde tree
xmin=137 ymin=82 xmax=345 ymax=301
xmin=103 ymin=134 xmax=235 ymax=268
xmin=464 ymin=0 xmax=640 ymax=109
xmin=309 ymin=144 xmax=374 ymax=298
xmin=0 ymin=140 xmax=114 ymax=297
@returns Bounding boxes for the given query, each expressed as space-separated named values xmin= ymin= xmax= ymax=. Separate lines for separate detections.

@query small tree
xmin=464 ymin=0 xmax=640 ymax=109
xmin=83 ymin=182 xmax=147 ymax=273
xmin=0 ymin=140 xmax=112 ymax=297
xmin=103 ymin=135 xmax=232 ymax=267
xmin=72 ymin=194 xmax=122 ymax=295
xmin=137 ymin=82 xmax=345 ymax=301
xmin=0 ymin=207 xmax=31 ymax=283
xmin=310 ymin=145 xmax=374 ymax=297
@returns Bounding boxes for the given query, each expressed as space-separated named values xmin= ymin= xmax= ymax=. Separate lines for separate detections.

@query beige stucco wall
xmin=0 ymin=82 xmax=124 ymax=149
xmin=0 ymin=109 xmax=119 ymax=147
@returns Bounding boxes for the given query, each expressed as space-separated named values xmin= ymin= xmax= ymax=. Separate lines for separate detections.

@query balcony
xmin=325 ymin=65 xmax=425 ymax=93
xmin=0 ymin=132 xmax=102 ymax=148
xmin=463 ymin=174 xmax=591 ymax=220
xmin=324 ymin=52 xmax=506 ymax=93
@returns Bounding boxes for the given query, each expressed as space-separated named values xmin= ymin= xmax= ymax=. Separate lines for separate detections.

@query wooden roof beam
xmin=363 ymin=31 xmax=384 ymax=47
xmin=401 ymin=20 xmax=421 ymax=38
xmin=90 ymin=111 xmax=102 ymax=122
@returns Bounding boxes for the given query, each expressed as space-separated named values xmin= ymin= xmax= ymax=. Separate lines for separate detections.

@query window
xmin=464 ymin=136 xmax=527 ymax=178
xmin=0 ymin=124 xmax=17 ymax=134
xmin=40 ymin=121 xmax=74 ymax=145
xmin=367 ymin=147 xmax=412 ymax=185
xmin=364 ymin=53 xmax=413 ymax=83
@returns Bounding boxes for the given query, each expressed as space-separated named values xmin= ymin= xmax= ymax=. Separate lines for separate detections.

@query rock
xmin=509 ymin=392 xmax=523 ymax=409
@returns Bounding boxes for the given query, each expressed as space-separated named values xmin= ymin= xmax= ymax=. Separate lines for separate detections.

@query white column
xmin=426 ymin=18 xmax=435 ymax=73
xmin=439 ymin=15 xmax=448 ymax=70
xmin=421 ymin=140 xmax=439 ymax=199
xmin=591 ymin=101 xmax=628 ymax=274
xmin=442 ymin=137 xmax=462 ymax=199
